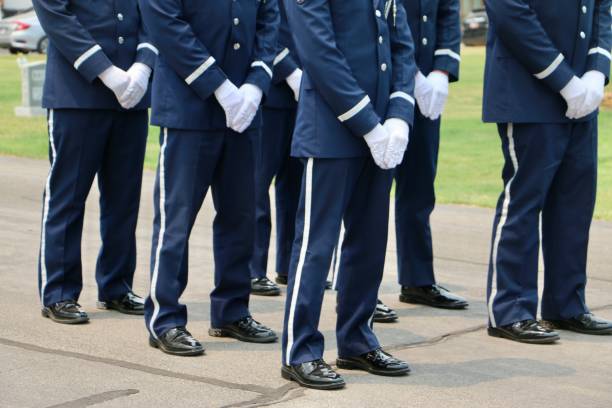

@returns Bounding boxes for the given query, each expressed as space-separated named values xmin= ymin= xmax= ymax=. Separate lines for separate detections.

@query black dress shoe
xmin=373 ymin=299 xmax=398 ymax=323
xmin=336 ymin=348 xmax=411 ymax=376
xmin=149 ymin=327 xmax=205 ymax=356
xmin=97 ymin=291 xmax=145 ymax=315
xmin=251 ymin=277 xmax=281 ymax=296
xmin=545 ymin=313 xmax=612 ymax=335
xmin=488 ymin=319 xmax=560 ymax=344
xmin=400 ymin=284 xmax=469 ymax=309
xmin=282 ymin=359 xmax=345 ymax=390
xmin=41 ymin=300 xmax=89 ymax=324
xmin=209 ymin=316 xmax=277 ymax=343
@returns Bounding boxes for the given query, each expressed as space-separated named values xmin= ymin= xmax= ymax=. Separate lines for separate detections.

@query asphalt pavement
xmin=1 ymin=155 xmax=611 ymax=408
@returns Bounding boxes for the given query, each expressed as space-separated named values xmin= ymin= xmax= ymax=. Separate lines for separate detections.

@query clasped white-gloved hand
xmin=426 ymin=70 xmax=449 ymax=120
xmin=286 ymin=68 xmax=303 ymax=101
xmin=215 ymin=79 xmax=244 ymax=128
xmin=414 ymin=71 xmax=433 ymax=117
xmin=414 ymin=70 xmax=449 ymax=120
xmin=383 ymin=118 xmax=410 ymax=168
xmin=119 ymin=63 xmax=152 ymax=109
xmin=231 ymin=83 xmax=263 ymax=133
xmin=364 ymin=124 xmax=392 ymax=170
xmin=99 ymin=66 xmax=130 ymax=104
xmin=577 ymin=70 xmax=606 ymax=118
xmin=560 ymin=76 xmax=589 ymax=119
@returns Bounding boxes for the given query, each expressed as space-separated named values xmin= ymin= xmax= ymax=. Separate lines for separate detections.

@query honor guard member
xmin=484 ymin=0 xmax=612 ymax=344
xmin=389 ymin=0 xmax=468 ymax=314
xmin=139 ymin=0 xmax=280 ymax=356
xmin=250 ymin=0 xmax=304 ymax=296
xmin=282 ymin=0 xmax=417 ymax=389
xmin=34 ymin=0 xmax=156 ymax=324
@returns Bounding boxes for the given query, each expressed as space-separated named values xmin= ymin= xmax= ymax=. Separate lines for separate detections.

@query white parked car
xmin=8 ymin=11 xmax=46 ymax=54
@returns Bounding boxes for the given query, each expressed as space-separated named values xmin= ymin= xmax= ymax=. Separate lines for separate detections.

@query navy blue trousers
xmin=38 ymin=108 xmax=148 ymax=306
xmin=487 ymin=121 xmax=596 ymax=328
xmin=145 ymin=128 xmax=256 ymax=338
xmin=282 ymin=157 xmax=393 ymax=366
xmin=394 ymin=110 xmax=440 ymax=287
xmin=250 ymin=107 xmax=302 ymax=279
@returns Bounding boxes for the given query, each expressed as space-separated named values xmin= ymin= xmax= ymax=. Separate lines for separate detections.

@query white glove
xmin=286 ymin=68 xmax=303 ymax=101
xmin=577 ymin=70 xmax=606 ymax=118
xmin=99 ymin=66 xmax=130 ymax=104
xmin=425 ymin=70 xmax=449 ymax=120
xmin=414 ymin=71 xmax=433 ymax=117
xmin=364 ymin=124 xmax=391 ymax=170
xmin=231 ymin=83 xmax=263 ymax=133
xmin=560 ymin=76 xmax=588 ymax=119
xmin=215 ymin=80 xmax=244 ymax=128
xmin=383 ymin=118 xmax=410 ymax=168
xmin=119 ymin=63 xmax=151 ymax=109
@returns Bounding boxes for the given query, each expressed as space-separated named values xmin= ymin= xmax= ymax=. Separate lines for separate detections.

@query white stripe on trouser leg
xmin=149 ymin=128 xmax=169 ymax=339
xmin=331 ymin=223 xmax=345 ymax=291
xmin=488 ymin=123 xmax=519 ymax=327
xmin=39 ymin=109 xmax=57 ymax=305
xmin=286 ymin=158 xmax=314 ymax=366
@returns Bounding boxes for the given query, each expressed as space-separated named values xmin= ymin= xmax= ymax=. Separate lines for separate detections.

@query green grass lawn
xmin=1 ymin=49 xmax=611 ymax=219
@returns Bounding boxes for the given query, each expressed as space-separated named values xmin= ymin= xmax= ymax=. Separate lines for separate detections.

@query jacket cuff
xmin=135 ymin=42 xmax=159 ymax=70
xmin=586 ymin=47 xmax=611 ymax=85
xmin=338 ymin=96 xmax=381 ymax=137
xmin=534 ymin=53 xmax=575 ymax=92
xmin=433 ymin=49 xmax=460 ymax=83
xmin=386 ymin=92 xmax=415 ymax=126
xmin=273 ymin=48 xmax=299 ymax=84
xmin=185 ymin=57 xmax=228 ymax=101
xmin=246 ymin=63 xmax=273 ymax=96
xmin=74 ymin=45 xmax=113 ymax=83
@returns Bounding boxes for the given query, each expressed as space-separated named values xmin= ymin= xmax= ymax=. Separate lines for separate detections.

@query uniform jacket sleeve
xmin=135 ymin=2 xmax=158 ymax=70
xmin=586 ymin=0 xmax=611 ymax=84
xmin=32 ymin=0 xmax=113 ymax=83
xmin=285 ymin=0 xmax=381 ymax=137
xmin=271 ymin=10 xmax=300 ymax=84
xmin=485 ymin=0 xmax=576 ymax=92
xmin=245 ymin=0 xmax=280 ymax=95
xmin=433 ymin=0 xmax=461 ymax=82
xmin=138 ymin=0 xmax=228 ymax=102
xmin=387 ymin=1 xmax=417 ymax=126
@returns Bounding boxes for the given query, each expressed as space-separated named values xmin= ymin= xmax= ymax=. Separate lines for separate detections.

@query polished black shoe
xmin=400 ymin=284 xmax=468 ymax=309
xmin=41 ymin=300 xmax=89 ymax=324
xmin=209 ymin=316 xmax=277 ymax=343
xmin=149 ymin=327 xmax=205 ymax=356
xmin=373 ymin=299 xmax=398 ymax=323
xmin=281 ymin=359 xmax=345 ymax=390
xmin=251 ymin=277 xmax=281 ymax=296
xmin=336 ymin=348 xmax=411 ymax=376
xmin=488 ymin=319 xmax=560 ymax=344
xmin=97 ymin=291 xmax=145 ymax=315
xmin=545 ymin=313 xmax=612 ymax=335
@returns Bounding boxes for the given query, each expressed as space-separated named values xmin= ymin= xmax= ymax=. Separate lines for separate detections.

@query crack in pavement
xmin=46 ymin=389 xmax=139 ymax=408
xmin=2 ymin=302 xmax=611 ymax=407
xmin=434 ymin=255 xmax=612 ymax=284
xmin=387 ymin=302 xmax=612 ymax=352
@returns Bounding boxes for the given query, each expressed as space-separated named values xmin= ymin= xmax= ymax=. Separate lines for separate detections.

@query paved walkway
xmin=1 ymin=155 xmax=611 ymax=408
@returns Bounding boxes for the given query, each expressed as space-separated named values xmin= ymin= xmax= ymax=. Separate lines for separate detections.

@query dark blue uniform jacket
xmin=483 ymin=0 xmax=611 ymax=124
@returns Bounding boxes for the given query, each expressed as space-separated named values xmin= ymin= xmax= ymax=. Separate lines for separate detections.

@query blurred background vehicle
xmin=9 ymin=11 xmax=45 ymax=54
xmin=462 ymin=8 xmax=488 ymax=46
